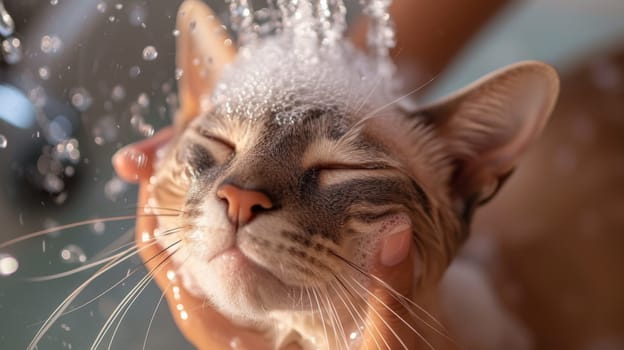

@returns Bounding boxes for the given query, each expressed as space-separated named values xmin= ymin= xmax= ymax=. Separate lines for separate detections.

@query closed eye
xmin=312 ymin=163 xmax=388 ymax=171
xmin=195 ymin=126 xmax=236 ymax=150
xmin=186 ymin=126 xmax=235 ymax=165
xmin=311 ymin=163 xmax=395 ymax=187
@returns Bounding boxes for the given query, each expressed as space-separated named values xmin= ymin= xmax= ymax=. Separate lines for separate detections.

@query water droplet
xmin=128 ymin=3 xmax=146 ymax=27
xmin=92 ymin=115 xmax=118 ymax=145
xmin=175 ymin=68 xmax=184 ymax=80
xmin=229 ymin=337 xmax=242 ymax=349
xmin=0 ymin=134 xmax=6 ymax=148
xmin=40 ymin=35 xmax=63 ymax=54
xmin=50 ymin=0 xmax=59 ymax=6
xmin=0 ymin=254 xmax=18 ymax=276
xmin=43 ymin=173 xmax=64 ymax=193
xmin=1 ymin=37 xmax=22 ymax=64
xmin=60 ymin=244 xmax=87 ymax=264
xmin=104 ymin=176 xmax=127 ymax=201
xmin=128 ymin=65 xmax=141 ymax=78
xmin=137 ymin=93 xmax=150 ymax=108
xmin=142 ymin=45 xmax=158 ymax=61
xmin=38 ymin=66 xmax=50 ymax=80
xmin=108 ymin=15 xmax=115 ymax=22
xmin=349 ymin=330 xmax=360 ymax=341
xmin=96 ymin=2 xmax=107 ymax=13
xmin=111 ymin=84 xmax=126 ymax=101
xmin=69 ymin=87 xmax=93 ymax=112
xmin=166 ymin=270 xmax=177 ymax=281
xmin=60 ymin=323 xmax=71 ymax=331
xmin=114 ymin=3 xmax=123 ymax=10
xmin=0 ymin=1 xmax=15 ymax=37
xmin=172 ymin=29 xmax=180 ymax=37
xmin=64 ymin=165 xmax=75 ymax=176
xmin=53 ymin=192 xmax=68 ymax=205
xmin=179 ymin=310 xmax=188 ymax=320
xmin=91 ymin=220 xmax=105 ymax=234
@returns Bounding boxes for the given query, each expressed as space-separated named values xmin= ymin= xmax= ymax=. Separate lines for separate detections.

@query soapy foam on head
xmin=212 ymin=37 xmax=396 ymax=125
xmin=213 ymin=0 xmax=399 ymax=125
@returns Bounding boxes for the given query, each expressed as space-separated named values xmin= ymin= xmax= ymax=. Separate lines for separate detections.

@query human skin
xmin=113 ymin=0 xmax=509 ymax=348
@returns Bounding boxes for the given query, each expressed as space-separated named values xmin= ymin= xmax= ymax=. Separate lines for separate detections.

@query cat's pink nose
xmin=216 ymin=184 xmax=273 ymax=225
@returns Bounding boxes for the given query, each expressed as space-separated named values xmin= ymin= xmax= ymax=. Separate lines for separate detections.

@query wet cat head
xmin=150 ymin=0 xmax=559 ymax=331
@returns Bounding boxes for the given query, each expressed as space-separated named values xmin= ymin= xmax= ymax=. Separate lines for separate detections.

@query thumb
xmin=360 ymin=227 xmax=420 ymax=349
xmin=112 ymin=127 xmax=174 ymax=183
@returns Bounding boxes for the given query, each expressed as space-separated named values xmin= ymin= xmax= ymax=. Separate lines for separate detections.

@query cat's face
xmin=148 ymin=0 xmax=559 ymax=329
xmin=152 ymin=87 xmax=449 ymax=323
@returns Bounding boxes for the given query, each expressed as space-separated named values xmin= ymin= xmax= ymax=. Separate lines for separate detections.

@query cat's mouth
xmin=206 ymin=240 xmax=292 ymax=288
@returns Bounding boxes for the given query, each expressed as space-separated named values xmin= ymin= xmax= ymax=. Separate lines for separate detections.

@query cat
xmin=139 ymin=0 xmax=560 ymax=349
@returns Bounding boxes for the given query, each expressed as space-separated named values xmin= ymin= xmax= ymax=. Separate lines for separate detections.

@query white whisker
xmin=93 ymin=242 xmax=182 ymax=350
xmin=26 ymin=238 xmax=162 ymax=350
xmin=328 ymin=280 xmax=371 ymax=350
xmin=0 ymin=214 xmax=179 ymax=249
xmin=339 ymin=275 xmax=392 ymax=350
xmin=350 ymin=275 xmax=434 ymax=350
xmin=312 ymin=288 xmax=330 ymax=350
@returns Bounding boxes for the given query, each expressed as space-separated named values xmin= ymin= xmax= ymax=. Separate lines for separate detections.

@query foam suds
xmin=213 ymin=0 xmax=399 ymax=125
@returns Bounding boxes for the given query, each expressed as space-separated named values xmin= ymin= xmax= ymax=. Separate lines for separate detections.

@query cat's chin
xmin=199 ymin=246 xmax=298 ymax=324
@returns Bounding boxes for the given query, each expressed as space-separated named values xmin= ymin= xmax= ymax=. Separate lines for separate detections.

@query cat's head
xmin=150 ymin=0 xmax=559 ymax=325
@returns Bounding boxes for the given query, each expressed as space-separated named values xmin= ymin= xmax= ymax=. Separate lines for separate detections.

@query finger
xmin=112 ymin=127 xmax=174 ymax=183
xmin=361 ymin=228 xmax=419 ymax=350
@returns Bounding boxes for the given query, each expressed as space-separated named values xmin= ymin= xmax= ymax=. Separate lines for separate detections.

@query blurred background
xmin=0 ymin=0 xmax=622 ymax=349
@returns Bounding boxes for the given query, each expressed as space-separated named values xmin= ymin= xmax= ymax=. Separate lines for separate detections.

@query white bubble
xmin=91 ymin=220 xmax=106 ymax=235
xmin=175 ymin=68 xmax=184 ymax=80
xmin=1 ymin=37 xmax=22 ymax=64
xmin=172 ymin=29 xmax=180 ymax=37
xmin=349 ymin=330 xmax=360 ymax=341
xmin=142 ymin=45 xmax=158 ymax=61
xmin=179 ymin=310 xmax=188 ymax=320
xmin=128 ymin=4 xmax=146 ymax=27
xmin=38 ymin=66 xmax=50 ymax=80
xmin=0 ymin=254 xmax=18 ymax=276
xmin=104 ymin=176 xmax=128 ymax=202
xmin=111 ymin=84 xmax=126 ymax=101
xmin=69 ymin=87 xmax=93 ymax=112
xmin=96 ymin=2 xmax=107 ymax=13
xmin=137 ymin=92 xmax=150 ymax=108
xmin=43 ymin=173 xmax=64 ymax=193
xmin=40 ymin=35 xmax=63 ymax=54
xmin=60 ymin=244 xmax=87 ymax=264
xmin=114 ymin=3 xmax=123 ymax=10
xmin=129 ymin=65 xmax=141 ymax=78
xmin=50 ymin=0 xmax=59 ymax=5
xmin=166 ymin=270 xmax=177 ymax=281
xmin=92 ymin=115 xmax=118 ymax=145
xmin=0 ymin=134 xmax=6 ymax=149
xmin=229 ymin=337 xmax=242 ymax=349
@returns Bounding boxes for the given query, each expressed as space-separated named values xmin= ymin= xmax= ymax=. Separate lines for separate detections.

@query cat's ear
xmin=175 ymin=0 xmax=236 ymax=130
xmin=421 ymin=61 xmax=559 ymax=213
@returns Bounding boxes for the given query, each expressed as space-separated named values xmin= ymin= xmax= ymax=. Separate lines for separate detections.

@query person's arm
xmin=351 ymin=0 xmax=510 ymax=87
